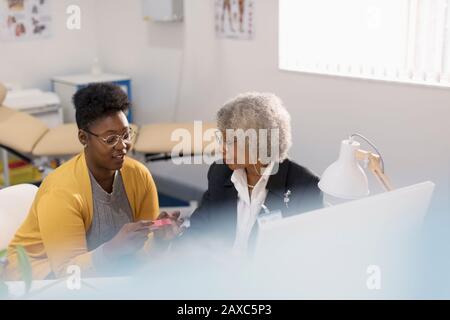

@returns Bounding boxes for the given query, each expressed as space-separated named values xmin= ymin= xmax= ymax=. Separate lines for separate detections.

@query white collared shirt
xmin=230 ymin=162 xmax=274 ymax=255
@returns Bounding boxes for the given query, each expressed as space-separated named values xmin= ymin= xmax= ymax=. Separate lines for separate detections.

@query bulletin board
xmin=215 ymin=0 xmax=254 ymax=40
xmin=0 ymin=0 xmax=52 ymax=42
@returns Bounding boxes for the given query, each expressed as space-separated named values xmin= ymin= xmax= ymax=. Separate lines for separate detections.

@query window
xmin=279 ymin=0 xmax=450 ymax=87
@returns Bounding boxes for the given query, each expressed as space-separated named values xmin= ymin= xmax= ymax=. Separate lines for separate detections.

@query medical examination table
xmin=0 ymin=82 xmax=216 ymax=187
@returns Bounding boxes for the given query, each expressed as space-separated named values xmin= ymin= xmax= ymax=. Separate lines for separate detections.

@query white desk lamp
xmin=318 ymin=133 xmax=393 ymax=201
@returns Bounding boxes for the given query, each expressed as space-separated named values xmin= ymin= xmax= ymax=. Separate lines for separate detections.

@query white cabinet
xmin=52 ymin=73 xmax=132 ymax=123
xmin=142 ymin=0 xmax=183 ymax=22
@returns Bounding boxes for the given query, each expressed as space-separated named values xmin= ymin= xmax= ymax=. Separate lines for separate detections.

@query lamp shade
xmin=318 ymin=139 xmax=369 ymax=199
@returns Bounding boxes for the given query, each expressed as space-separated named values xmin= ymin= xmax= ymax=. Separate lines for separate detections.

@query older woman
xmin=185 ymin=92 xmax=323 ymax=254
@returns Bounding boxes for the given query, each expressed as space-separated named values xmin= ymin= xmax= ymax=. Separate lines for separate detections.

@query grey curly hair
xmin=217 ymin=92 xmax=292 ymax=162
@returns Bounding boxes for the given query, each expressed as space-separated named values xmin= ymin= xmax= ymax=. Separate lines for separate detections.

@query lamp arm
xmin=371 ymin=162 xmax=394 ymax=191
xmin=350 ymin=133 xmax=385 ymax=172
xmin=356 ymin=149 xmax=393 ymax=191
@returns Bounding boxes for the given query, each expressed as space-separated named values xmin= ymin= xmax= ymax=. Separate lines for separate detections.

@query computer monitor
xmin=252 ymin=181 xmax=435 ymax=299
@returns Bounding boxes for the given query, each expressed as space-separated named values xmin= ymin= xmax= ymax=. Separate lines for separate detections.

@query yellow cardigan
xmin=4 ymin=152 xmax=159 ymax=280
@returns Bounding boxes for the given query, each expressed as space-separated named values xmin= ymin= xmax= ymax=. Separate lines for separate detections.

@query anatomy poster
xmin=0 ymin=0 xmax=52 ymax=42
xmin=215 ymin=0 xmax=254 ymax=40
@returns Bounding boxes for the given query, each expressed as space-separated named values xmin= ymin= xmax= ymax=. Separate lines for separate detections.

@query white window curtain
xmin=279 ymin=0 xmax=450 ymax=87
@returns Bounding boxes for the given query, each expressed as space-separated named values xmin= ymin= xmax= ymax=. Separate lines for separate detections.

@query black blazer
xmin=183 ymin=159 xmax=323 ymax=249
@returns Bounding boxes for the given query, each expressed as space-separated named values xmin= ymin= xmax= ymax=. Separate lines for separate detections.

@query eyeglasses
xmin=84 ymin=127 xmax=135 ymax=147
xmin=215 ymin=131 xmax=235 ymax=147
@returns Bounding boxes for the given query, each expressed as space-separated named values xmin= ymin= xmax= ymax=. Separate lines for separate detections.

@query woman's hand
xmin=152 ymin=211 xmax=185 ymax=241
xmin=102 ymin=220 xmax=152 ymax=260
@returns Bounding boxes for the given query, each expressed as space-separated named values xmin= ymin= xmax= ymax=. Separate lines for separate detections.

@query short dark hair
xmin=73 ymin=83 xmax=130 ymax=130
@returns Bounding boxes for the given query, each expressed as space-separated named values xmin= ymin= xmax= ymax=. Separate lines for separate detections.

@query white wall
xmin=1 ymin=0 xmax=448 ymax=216
xmin=0 ymin=0 xmax=99 ymax=91
xmin=95 ymin=0 xmax=184 ymax=124
xmin=95 ymin=0 xmax=449 ymax=216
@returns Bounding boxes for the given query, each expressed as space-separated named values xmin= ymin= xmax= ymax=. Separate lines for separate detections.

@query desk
xmin=5 ymin=276 xmax=132 ymax=299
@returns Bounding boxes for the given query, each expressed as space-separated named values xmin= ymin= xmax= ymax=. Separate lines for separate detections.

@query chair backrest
xmin=0 ymin=184 xmax=38 ymax=249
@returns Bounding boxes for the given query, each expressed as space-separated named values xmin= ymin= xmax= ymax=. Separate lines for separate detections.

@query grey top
xmin=86 ymin=170 xmax=133 ymax=251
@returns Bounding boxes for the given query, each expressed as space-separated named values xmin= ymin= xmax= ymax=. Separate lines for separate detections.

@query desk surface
xmin=5 ymin=276 xmax=132 ymax=299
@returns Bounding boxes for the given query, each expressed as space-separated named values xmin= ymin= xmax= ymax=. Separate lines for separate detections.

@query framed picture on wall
xmin=215 ymin=0 xmax=254 ymax=40
xmin=0 ymin=0 xmax=52 ymax=42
